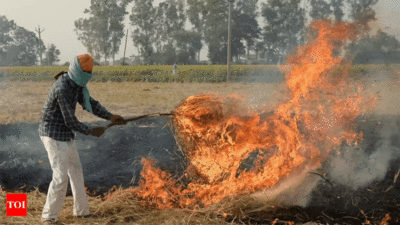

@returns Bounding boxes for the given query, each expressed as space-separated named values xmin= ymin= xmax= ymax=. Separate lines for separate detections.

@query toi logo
xmin=6 ymin=194 xmax=27 ymax=217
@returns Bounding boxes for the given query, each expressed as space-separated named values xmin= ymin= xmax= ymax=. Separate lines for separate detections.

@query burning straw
xmin=101 ymin=20 xmax=378 ymax=223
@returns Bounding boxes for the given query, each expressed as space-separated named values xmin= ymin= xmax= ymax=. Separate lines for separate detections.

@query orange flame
xmin=380 ymin=213 xmax=391 ymax=225
xmin=131 ymin=20 xmax=377 ymax=209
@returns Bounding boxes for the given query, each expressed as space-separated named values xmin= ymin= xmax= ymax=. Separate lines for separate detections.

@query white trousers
xmin=40 ymin=136 xmax=90 ymax=221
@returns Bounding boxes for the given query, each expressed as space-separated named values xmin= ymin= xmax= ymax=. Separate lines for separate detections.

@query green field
xmin=1 ymin=64 xmax=398 ymax=84
xmin=0 ymin=65 xmax=283 ymax=83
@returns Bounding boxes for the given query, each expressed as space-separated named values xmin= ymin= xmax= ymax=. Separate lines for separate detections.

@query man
xmin=38 ymin=54 xmax=127 ymax=224
xmin=172 ymin=63 xmax=179 ymax=76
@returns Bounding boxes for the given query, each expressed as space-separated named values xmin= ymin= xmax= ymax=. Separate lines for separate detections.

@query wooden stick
xmin=385 ymin=167 xmax=400 ymax=192
xmin=103 ymin=112 xmax=174 ymax=131
xmin=308 ymin=172 xmax=334 ymax=188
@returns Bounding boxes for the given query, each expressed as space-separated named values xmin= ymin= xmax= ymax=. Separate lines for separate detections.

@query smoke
xmin=328 ymin=118 xmax=399 ymax=189
xmin=233 ymin=66 xmax=284 ymax=84
xmin=371 ymin=1 xmax=400 ymax=40
xmin=251 ymin=165 xmax=320 ymax=207
xmin=248 ymin=65 xmax=400 ymax=208
xmin=235 ymin=66 xmax=288 ymax=113
xmin=326 ymin=69 xmax=400 ymax=190
xmin=250 ymin=113 xmax=400 ymax=208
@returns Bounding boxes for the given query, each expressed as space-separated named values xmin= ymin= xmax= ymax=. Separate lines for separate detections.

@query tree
xmin=347 ymin=0 xmax=379 ymax=39
xmin=75 ymin=0 xmax=132 ymax=64
xmin=130 ymin=0 xmax=198 ymax=65
xmin=187 ymin=0 xmax=206 ymax=32
xmin=187 ymin=0 xmax=207 ymax=62
xmin=130 ymin=0 xmax=157 ymax=64
xmin=310 ymin=0 xmax=332 ymax=20
xmin=157 ymin=0 xmax=189 ymax=64
xmin=14 ymin=27 xmax=43 ymax=66
xmin=261 ymin=0 xmax=305 ymax=64
xmin=154 ymin=2 xmax=167 ymax=53
xmin=74 ymin=17 xmax=101 ymax=62
xmin=162 ymin=0 xmax=186 ymax=40
xmin=191 ymin=0 xmax=225 ymax=64
xmin=254 ymin=41 xmax=266 ymax=63
xmin=109 ymin=5 xmax=129 ymax=65
xmin=331 ymin=0 xmax=345 ymax=22
xmin=35 ymin=26 xmax=46 ymax=66
xmin=161 ymin=42 xmax=176 ymax=64
xmin=62 ymin=62 xmax=70 ymax=67
xmin=0 ymin=16 xmax=41 ymax=67
xmin=0 ymin=16 xmax=16 ymax=64
xmin=173 ymin=30 xmax=202 ymax=64
xmin=187 ymin=31 xmax=203 ymax=62
xmin=232 ymin=3 xmax=261 ymax=63
xmin=44 ymin=44 xmax=61 ymax=66
xmin=196 ymin=0 xmax=260 ymax=64
xmin=346 ymin=30 xmax=400 ymax=64
xmin=235 ymin=0 xmax=260 ymax=61
xmin=348 ymin=0 xmax=378 ymax=21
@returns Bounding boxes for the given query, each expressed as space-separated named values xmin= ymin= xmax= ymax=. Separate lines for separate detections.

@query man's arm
xmin=77 ymin=91 xmax=113 ymax=120
xmin=56 ymin=89 xmax=92 ymax=135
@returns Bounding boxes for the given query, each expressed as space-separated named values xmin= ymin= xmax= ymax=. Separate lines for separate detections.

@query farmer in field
xmin=38 ymin=54 xmax=127 ymax=224
xmin=172 ymin=63 xmax=179 ymax=76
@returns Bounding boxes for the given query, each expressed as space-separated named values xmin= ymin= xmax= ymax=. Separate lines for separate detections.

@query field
xmin=1 ymin=64 xmax=400 ymax=225
xmin=0 ymin=80 xmax=284 ymax=126
xmin=0 ymin=65 xmax=283 ymax=83
xmin=0 ymin=65 xmax=284 ymax=225
xmin=2 ymin=64 xmax=394 ymax=83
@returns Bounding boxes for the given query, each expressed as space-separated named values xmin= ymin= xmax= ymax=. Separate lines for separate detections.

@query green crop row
xmin=0 ymin=64 xmax=398 ymax=83
xmin=0 ymin=65 xmax=282 ymax=83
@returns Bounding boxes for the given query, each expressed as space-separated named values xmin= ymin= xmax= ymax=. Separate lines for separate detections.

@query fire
xmin=380 ymin=214 xmax=391 ymax=225
xmin=130 ymin=20 xmax=377 ymax=209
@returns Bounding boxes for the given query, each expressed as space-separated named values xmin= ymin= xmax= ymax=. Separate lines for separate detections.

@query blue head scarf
xmin=67 ymin=57 xmax=93 ymax=113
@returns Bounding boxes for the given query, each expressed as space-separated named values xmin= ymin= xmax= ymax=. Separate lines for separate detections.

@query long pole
xmin=103 ymin=112 xmax=174 ymax=130
xmin=122 ymin=29 xmax=128 ymax=65
xmin=227 ymin=0 xmax=232 ymax=83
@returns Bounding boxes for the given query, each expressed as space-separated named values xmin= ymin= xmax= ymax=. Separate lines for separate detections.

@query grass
xmin=0 ymin=65 xmax=282 ymax=83
xmin=0 ymin=187 xmax=242 ymax=225
xmin=0 ymin=80 xmax=282 ymax=125
xmin=2 ymin=186 xmax=295 ymax=225
xmin=1 ymin=64 xmax=397 ymax=83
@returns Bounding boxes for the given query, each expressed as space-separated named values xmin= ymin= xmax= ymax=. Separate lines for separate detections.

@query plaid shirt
xmin=38 ymin=74 xmax=112 ymax=142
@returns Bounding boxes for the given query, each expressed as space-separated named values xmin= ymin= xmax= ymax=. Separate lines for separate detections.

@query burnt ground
xmin=228 ymin=113 xmax=400 ymax=225
xmin=0 ymin=116 xmax=185 ymax=196
xmin=302 ymin=115 xmax=400 ymax=224
xmin=1 ymin=108 xmax=400 ymax=224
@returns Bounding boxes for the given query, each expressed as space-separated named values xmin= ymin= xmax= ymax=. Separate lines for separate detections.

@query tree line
xmin=0 ymin=16 xmax=61 ymax=67
xmin=1 ymin=0 xmax=399 ymax=67
xmin=75 ymin=0 xmax=399 ymax=65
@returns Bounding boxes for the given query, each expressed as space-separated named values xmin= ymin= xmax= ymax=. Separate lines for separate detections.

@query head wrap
xmin=67 ymin=54 xmax=94 ymax=113
xmin=78 ymin=54 xmax=94 ymax=72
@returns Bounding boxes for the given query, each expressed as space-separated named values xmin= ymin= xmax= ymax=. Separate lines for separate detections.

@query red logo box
xmin=6 ymin=194 xmax=27 ymax=217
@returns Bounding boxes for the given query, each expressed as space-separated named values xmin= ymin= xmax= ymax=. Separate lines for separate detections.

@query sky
xmin=0 ymin=0 xmax=399 ymax=65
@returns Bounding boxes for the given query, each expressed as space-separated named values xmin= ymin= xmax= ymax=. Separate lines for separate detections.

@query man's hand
xmin=109 ymin=114 xmax=128 ymax=125
xmin=91 ymin=127 xmax=105 ymax=137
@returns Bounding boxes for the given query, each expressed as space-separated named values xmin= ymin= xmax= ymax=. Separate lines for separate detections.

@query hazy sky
xmin=1 ymin=0 xmax=399 ymax=65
